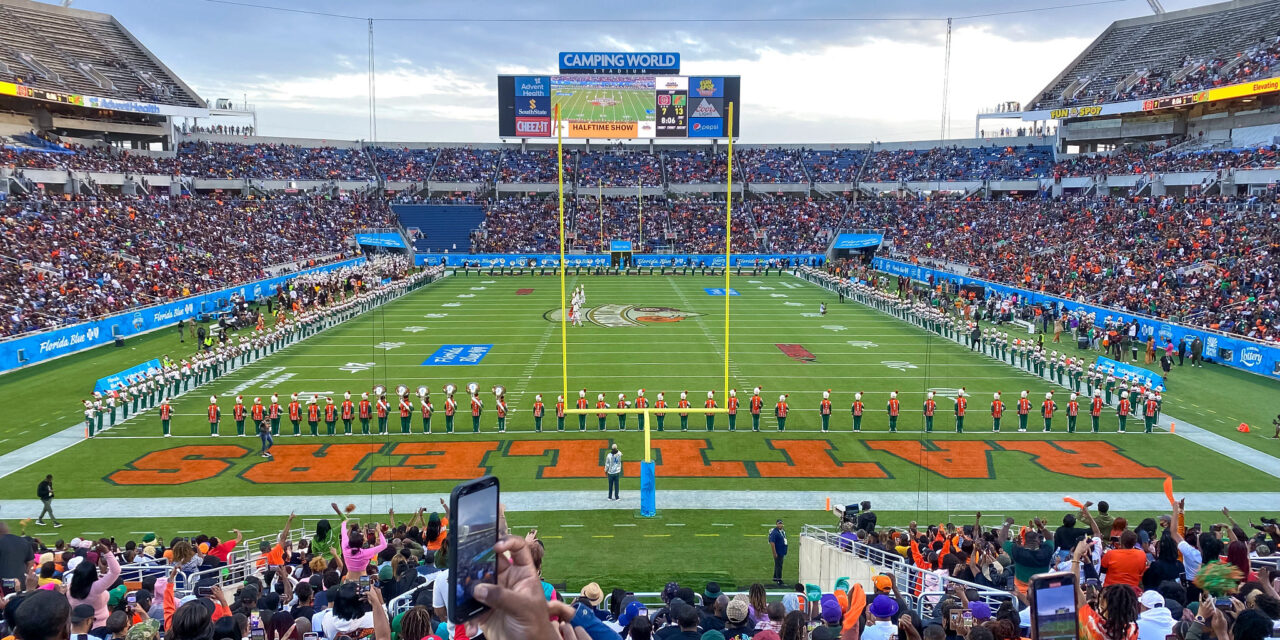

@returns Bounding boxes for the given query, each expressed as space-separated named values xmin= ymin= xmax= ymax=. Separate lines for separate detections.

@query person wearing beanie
xmin=851 ymin=391 xmax=864 ymax=432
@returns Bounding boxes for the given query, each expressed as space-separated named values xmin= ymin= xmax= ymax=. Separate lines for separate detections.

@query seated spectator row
xmin=0 ymin=194 xmax=393 ymax=337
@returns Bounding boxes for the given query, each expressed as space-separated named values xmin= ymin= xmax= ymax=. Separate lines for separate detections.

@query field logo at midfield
xmin=776 ymin=344 xmax=816 ymax=363
xmin=423 ymin=344 xmax=493 ymax=366
xmin=543 ymin=305 xmax=703 ymax=328
xmin=882 ymin=360 xmax=918 ymax=371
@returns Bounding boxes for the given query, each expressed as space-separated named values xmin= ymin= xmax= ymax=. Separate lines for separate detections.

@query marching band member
xmin=469 ymin=385 xmax=483 ymax=433
xmin=1016 ymin=390 xmax=1031 ymax=432
xmin=819 ymin=390 xmax=832 ymax=432
xmin=208 ymin=395 xmax=221 ymax=437
xmin=233 ymin=395 xmax=246 ymax=436
xmin=954 ymin=388 xmax=967 ymax=433
xmin=269 ymin=394 xmax=281 ymax=435
xmin=654 ymin=392 xmax=667 ymax=432
xmin=399 ymin=393 xmax=413 ymax=434
xmin=325 ymin=397 xmax=338 ymax=436
xmin=1066 ymin=392 xmax=1080 ymax=433
xmin=552 ymin=394 xmax=563 ymax=432
xmin=341 ymin=392 xmax=355 ymax=435
xmin=576 ymin=389 xmax=588 ymax=432
xmin=159 ymin=397 xmax=172 ymax=437
xmin=289 ymin=393 xmax=303 ymax=436
xmin=775 ymin=394 xmax=789 ymax=431
xmin=596 ymin=393 xmax=608 ymax=431
xmin=252 ymin=397 xmax=266 ymax=435
xmin=376 ymin=392 xmax=390 ymax=434
xmin=495 ymin=387 xmax=507 ymax=433
xmin=532 ymin=394 xmax=545 ymax=432
xmin=704 ymin=391 xmax=717 ymax=431
xmin=851 ymin=392 xmax=864 ymax=432
xmin=1042 ymin=392 xmax=1056 ymax=432
xmin=1144 ymin=392 xmax=1159 ymax=433
xmin=1116 ymin=391 xmax=1130 ymax=433
xmin=991 ymin=392 xmax=1004 ymax=432
xmin=419 ymin=388 xmax=433 ymax=434
xmin=444 ymin=385 xmax=457 ymax=434
xmin=635 ymin=389 xmax=648 ymax=431
xmin=677 ymin=391 xmax=691 ymax=431
xmin=922 ymin=391 xmax=936 ymax=433
xmin=727 ymin=389 xmax=739 ymax=432
xmin=306 ymin=397 xmax=320 ymax=436
xmin=617 ymin=393 xmax=629 ymax=431
xmin=1090 ymin=389 xmax=1104 ymax=433
xmin=887 ymin=391 xmax=900 ymax=433
xmin=358 ymin=392 xmax=372 ymax=435
xmin=750 ymin=387 xmax=763 ymax=432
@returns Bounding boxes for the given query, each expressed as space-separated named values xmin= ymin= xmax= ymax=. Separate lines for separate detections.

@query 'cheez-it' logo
xmin=515 ymin=117 xmax=550 ymax=137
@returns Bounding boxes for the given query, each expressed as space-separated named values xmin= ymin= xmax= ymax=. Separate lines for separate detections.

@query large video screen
xmin=498 ymin=74 xmax=741 ymax=139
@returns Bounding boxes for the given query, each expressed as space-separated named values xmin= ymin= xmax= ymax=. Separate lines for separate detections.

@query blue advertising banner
xmin=417 ymin=253 xmax=825 ymax=268
xmin=558 ymin=52 xmax=680 ymax=73
xmin=610 ymin=240 xmax=633 ymax=252
xmin=514 ymin=76 xmax=549 ymax=97
xmin=421 ymin=344 xmax=493 ymax=366
xmin=833 ymin=233 xmax=884 ymax=249
xmin=1095 ymin=356 xmax=1165 ymax=390
xmin=95 ymin=359 xmax=161 ymax=394
xmin=0 ymin=258 xmax=365 ymax=374
xmin=354 ymin=233 xmax=406 ymax=248
xmin=704 ymin=288 xmax=740 ymax=296
xmin=688 ymin=118 xmax=724 ymax=137
xmin=515 ymin=96 xmax=550 ymax=117
xmin=873 ymin=257 xmax=1280 ymax=381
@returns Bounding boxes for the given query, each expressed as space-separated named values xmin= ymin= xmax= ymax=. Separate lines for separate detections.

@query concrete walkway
xmin=6 ymin=490 xmax=1276 ymax=519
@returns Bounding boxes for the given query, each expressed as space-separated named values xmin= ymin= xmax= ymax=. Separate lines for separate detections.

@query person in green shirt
xmin=312 ymin=502 xmax=351 ymax=564
xmin=998 ymin=517 xmax=1053 ymax=593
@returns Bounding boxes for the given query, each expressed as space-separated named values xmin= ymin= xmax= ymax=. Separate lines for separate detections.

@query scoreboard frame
xmin=497 ymin=74 xmax=741 ymax=140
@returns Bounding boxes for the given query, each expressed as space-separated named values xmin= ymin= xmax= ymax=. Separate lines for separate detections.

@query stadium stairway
xmin=392 ymin=203 xmax=485 ymax=252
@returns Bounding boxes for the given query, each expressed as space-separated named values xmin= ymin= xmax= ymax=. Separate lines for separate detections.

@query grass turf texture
xmin=553 ymin=88 xmax=653 ymax=122
xmin=16 ymin=510 xmax=1272 ymax=592
xmin=2 ymin=273 xmax=1277 ymax=501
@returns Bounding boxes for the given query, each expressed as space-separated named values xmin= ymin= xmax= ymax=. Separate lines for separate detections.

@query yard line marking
xmin=542 ymin=535 xmax=563 ymax=539
xmin=560 ymin=524 xmax=584 ymax=528
xmin=743 ymin=534 xmax=767 ymax=537
xmin=665 ymin=523 xmax=686 ymax=527
xmin=591 ymin=534 xmax=614 ymax=538
xmin=711 ymin=523 xmax=734 ymax=527
xmin=614 ymin=523 xmax=637 ymax=527
xmin=80 ymin=531 xmax=104 ymax=535
xmin=644 ymin=534 xmax=671 ymax=538
xmin=694 ymin=533 xmax=719 ymax=537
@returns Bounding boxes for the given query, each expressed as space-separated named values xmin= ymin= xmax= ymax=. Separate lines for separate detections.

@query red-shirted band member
xmin=341 ymin=392 xmax=355 ymax=435
xmin=532 ymin=394 xmax=545 ymax=432
xmin=376 ymin=394 xmax=390 ymax=434
xmin=727 ymin=389 xmax=739 ymax=431
xmin=819 ymin=390 xmax=832 ymax=432
xmin=358 ymin=392 xmax=372 ymax=435
xmin=208 ymin=396 xmax=221 ymax=437
xmin=324 ymin=398 xmax=338 ymax=435
xmin=677 ymin=391 xmax=691 ymax=432
xmin=954 ymin=389 xmax=967 ymax=433
xmin=635 ymin=389 xmax=648 ymax=431
xmin=1144 ymin=393 xmax=1158 ymax=433
xmin=775 ymin=394 xmax=789 ymax=431
xmin=991 ymin=391 xmax=1004 ymax=432
xmin=469 ymin=393 xmax=483 ymax=433
xmin=616 ymin=393 xmax=629 ymax=431
xmin=419 ymin=391 xmax=433 ymax=434
xmin=160 ymin=399 xmax=172 ymax=436
xmin=704 ymin=391 xmax=717 ymax=431
xmin=654 ymin=392 xmax=668 ymax=432
xmin=495 ymin=390 xmax=507 ymax=433
xmin=922 ymin=391 xmax=937 ymax=433
xmin=749 ymin=387 xmax=764 ymax=432
xmin=399 ymin=395 xmax=413 ymax=434
xmin=554 ymin=394 xmax=565 ymax=432
xmin=444 ymin=389 xmax=458 ymax=434
xmin=289 ymin=393 xmax=303 ymax=436
xmin=576 ymin=389 xmax=589 ymax=432
xmin=233 ymin=396 xmax=246 ymax=436
xmin=268 ymin=394 xmax=282 ymax=435
xmin=851 ymin=391 xmax=864 ymax=432
xmin=887 ymin=391 xmax=900 ymax=432
xmin=1117 ymin=391 xmax=1131 ymax=433
xmin=595 ymin=393 xmax=609 ymax=432
xmin=251 ymin=398 xmax=266 ymax=434
xmin=1041 ymin=392 xmax=1056 ymax=432
xmin=306 ymin=399 xmax=321 ymax=436
xmin=1016 ymin=390 xmax=1031 ymax=432
xmin=1066 ymin=392 xmax=1080 ymax=433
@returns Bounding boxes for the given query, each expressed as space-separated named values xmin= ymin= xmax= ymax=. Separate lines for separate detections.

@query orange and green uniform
xmin=376 ymin=398 xmax=389 ymax=433
xmin=954 ymin=396 xmax=967 ymax=432
xmin=1117 ymin=397 xmax=1130 ymax=432
xmin=851 ymin=399 xmax=864 ymax=431
xmin=358 ymin=398 xmax=372 ymax=434
xmin=1144 ymin=397 xmax=1158 ymax=433
xmin=533 ymin=399 xmax=545 ymax=432
xmin=444 ymin=397 xmax=456 ymax=433
xmin=654 ymin=398 xmax=667 ymax=431
xmin=496 ymin=398 xmax=507 ymax=432
xmin=159 ymin=401 xmax=172 ymax=436
xmin=922 ymin=398 xmax=936 ymax=432
xmin=399 ymin=397 xmax=412 ymax=434
xmin=307 ymin=402 xmax=320 ymax=436
xmin=233 ymin=401 xmax=246 ymax=436
xmin=288 ymin=400 xmax=302 ymax=435
xmin=1042 ymin=398 xmax=1056 ymax=432
xmin=596 ymin=400 xmax=608 ymax=431
xmin=208 ymin=403 xmax=220 ymax=436
xmin=749 ymin=394 xmax=763 ymax=431
xmin=268 ymin=400 xmax=281 ymax=435
xmin=677 ymin=398 xmax=690 ymax=431
xmin=819 ymin=398 xmax=832 ymax=432
xmin=726 ymin=395 xmax=738 ymax=431
xmin=1066 ymin=398 xmax=1079 ymax=433
xmin=1017 ymin=397 xmax=1031 ymax=431
xmin=775 ymin=399 xmax=789 ymax=430
xmin=616 ymin=398 xmax=628 ymax=430
xmin=576 ymin=396 xmax=588 ymax=431
xmin=470 ymin=396 xmax=483 ymax=432
xmin=704 ymin=397 xmax=717 ymax=431
xmin=251 ymin=402 xmax=266 ymax=433
xmin=1089 ymin=396 xmax=1103 ymax=432
xmin=635 ymin=395 xmax=648 ymax=430
xmin=991 ymin=398 xmax=1004 ymax=432
xmin=551 ymin=399 xmax=562 ymax=431
xmin=324 ymin=402 xmax=337 ymax=435
xmin=887 ymin=398 xmax=900 ymax=432
xmin=341 ymin=399 xmax=355 ymax=434
xmin=420 ymin=397 xmax=433 ymax=433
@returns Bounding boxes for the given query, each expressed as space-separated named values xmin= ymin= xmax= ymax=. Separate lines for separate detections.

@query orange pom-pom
xmin=1063 ymin=497 xmax=1084 ymax=509
xmin=344 ymin=503 xmax=356 ymax=513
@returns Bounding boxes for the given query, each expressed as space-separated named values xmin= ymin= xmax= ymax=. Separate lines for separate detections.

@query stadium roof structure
xmin=1030 ymin=0 xmax=1280 ymax=111
xmin=0 ymin=0 xmax=203 ymax=108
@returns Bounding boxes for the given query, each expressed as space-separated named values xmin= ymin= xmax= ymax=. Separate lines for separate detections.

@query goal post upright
xmin=724 ymin=101 xmax=734 ymax=399
xmin=556 ymin=103 xmax=568 ymax=405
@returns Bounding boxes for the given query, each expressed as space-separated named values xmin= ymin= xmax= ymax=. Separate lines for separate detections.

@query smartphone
xmin=1215 ymin=597 xmax=1233 ymax=610
xmin=962 ymin=610 xmax=974 ymax=628
xmin=1 ymin=578 xmax=18 ymax=592
xmin=302 ymin=634 xmax=319 ymax=640
xmin=249 ymin=630 xmax=266 ymax=640
xmin=1029 ymin=571 xmax=1079 ymax=640
xmin=357 ymin=575 xmax=371 ymax=599
xmin=448 ymin=475 xmax=500 ymax=624
xmin=197 ymin=584 xmax=215 ymax=597
xmin=127 ymin=593 xmax=137 ymax=604
xmin=949 ymin=610 xmax=963 ymax=629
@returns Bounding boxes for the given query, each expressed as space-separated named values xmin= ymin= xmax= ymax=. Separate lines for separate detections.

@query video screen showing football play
xmin=1 ymin=1 xmax=1278 ymax=638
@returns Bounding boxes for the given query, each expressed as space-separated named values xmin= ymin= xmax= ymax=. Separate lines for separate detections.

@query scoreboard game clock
xmin=655 ymin=76 xmax=688 ymax=137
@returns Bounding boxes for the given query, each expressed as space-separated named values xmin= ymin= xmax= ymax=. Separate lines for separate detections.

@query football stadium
xmin=0 ymin=0 xmax=1278 ymax=639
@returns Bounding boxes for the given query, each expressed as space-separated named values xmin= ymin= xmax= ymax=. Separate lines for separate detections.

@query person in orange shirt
xmin=1017 ymin=390 xmax=1031 ymax=432
xmin=251 ymin=397 xmax=266 ymax=436
xmin=654 ymin=392 xmax=667 ymax=432
xmin=233 ymin=395 xmax=246 ymax=436
xmin=341 ymin=391 xmax=355 ymax=435
xmin=616 ymin=393 xmax=629 ymax=430
xmin=268 ymin=393 xmax=282 ymax=436
xmin=922 ymin=391 xmax=937 ymax=433
xmin=677 ymin=391 xmax=691 ymax=432
xmin=377 ymin=393 xmax=390 ymax=434
xmin=208 ymin=395 xmax=220 ymax=437
xmin=775 ymin=394 xmax=789 ymax=431
xmin=288 ymin=393 xmax=302 ymax=436
xmin=851 ymin=391 xmax=864 ymax=432
xmin=726 ymin=388 xmax=739 ymax=432
xmin=575 ymin=389 xmax=589 ymax=432
xmin=887 ymin=391 xmax=900 ymax=432
xmin=306 ymin=398 xmax=320 ymax=436
xmin=1042 ymin=392 xmax=1056 ymax=432
xmin=1100 ymin=530 xmax=1147 ymax=590
xmin=635 ymin=389 xmax=648 ymax=431
xmin=704 ymin=391 xmax=717 ymax=431
xmin=358 ymin=392 xmax=372 ymax=435
xmin=443 ymin=385 xmax=457 ymax=434
xmin=553 ymin=394 xmax=565 ymax=432
xmin=954 ymin=388 xmax=967 ymax=433
xmin=819 ymin=390 xmax=832 ymax=432
xmin=749 ymin=387 xmax=763 ymax=432
xmin=159 ymin=399 xmax=172 ymax=437
xmin=419 ymin=389 xmax=433 ymax=434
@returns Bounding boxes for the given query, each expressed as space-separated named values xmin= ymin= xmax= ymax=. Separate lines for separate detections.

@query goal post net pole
xmin=724 ymin=101 xmax=734 ymax=399
xmin=556 ymin=104 xmax=568 ymax=406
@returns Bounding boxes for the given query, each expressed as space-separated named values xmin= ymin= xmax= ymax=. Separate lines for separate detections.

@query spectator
xmin=0 ymin=521 xmax=34 ymax=592
xmin=67 ymin=543 xmax=121 ymax=627
xmin=12 ymin=590 xmax=71 ymax=640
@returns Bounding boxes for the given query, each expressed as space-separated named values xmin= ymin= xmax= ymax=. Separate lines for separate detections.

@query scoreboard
xmin=497 ymin=74 xmax=741 ymax=139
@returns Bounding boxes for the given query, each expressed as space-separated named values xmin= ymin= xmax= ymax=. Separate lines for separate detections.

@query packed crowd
xmin=861 ymin=145 xmax=1056 ymax=182
xmin=8 ymin=139 xmax=1280 ymax=185
xmin=371 ymin=148 xmax=438 ymax=183
xmin=738 ymin=148 xmax=809 ymax=183
xmin=853 ymin=194 xmax=1279 ymax=339
xmin=1054 ymin=145 xmax=1280 ymax=178
xmin=1 ymin=492 xmax=1277 ymax=640
xmin=174 ymin=143 xmax=373 ymax=181
xmin=0 ymin=193 xmax=393 ymax=337
xmin=576 ymin=151 xmax=664 ymax=187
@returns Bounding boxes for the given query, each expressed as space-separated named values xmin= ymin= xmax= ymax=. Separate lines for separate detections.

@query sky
xmin=66 ymin=0 xmax=1221 ymax=144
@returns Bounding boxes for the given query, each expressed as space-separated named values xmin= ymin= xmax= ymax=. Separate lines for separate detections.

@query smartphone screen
xmin=449 ymin=475 xmax=500 ymax=623
xmin=1030 ymin=572 xmax=1079 ymax=640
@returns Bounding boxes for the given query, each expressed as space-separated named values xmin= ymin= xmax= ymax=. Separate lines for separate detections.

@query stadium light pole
xmin=557 ymin=104 xmax=568 ymax=404
xmin=724 ymin=102 xmax=733 ymax=399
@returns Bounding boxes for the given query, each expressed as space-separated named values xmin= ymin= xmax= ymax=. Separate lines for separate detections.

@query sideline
xmin=4 ymin=490 xmax=1275 ymax=519
xmin=794 ymin=271 xmax=1280 ymax=480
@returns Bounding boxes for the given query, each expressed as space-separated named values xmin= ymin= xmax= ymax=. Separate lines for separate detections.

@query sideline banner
xmin=416 ymin=253 xmax=824 ymax=268
xmin=0 ymin=258 xmax=365 ymax=373
xmin=873 ymin=257 xmax=1280 ymax=381
xmin=95 ymin=359 xmax=162 ymax=394
xmin=355 ymin=233 xmax=406 ymax=248
xmin=1095 ymin=356 xmax=1164 ymax=390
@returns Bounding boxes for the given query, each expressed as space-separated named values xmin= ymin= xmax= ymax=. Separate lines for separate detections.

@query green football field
xmin=2 ymin=272 xmax=1278 ymax=589
xmin=553 ymin=87 xmax=653 ymax=122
